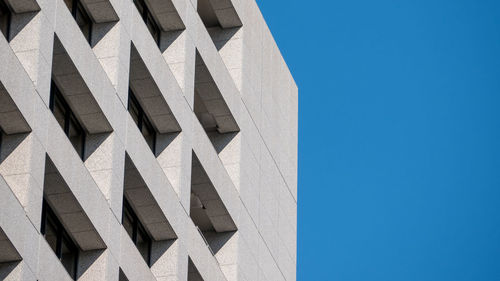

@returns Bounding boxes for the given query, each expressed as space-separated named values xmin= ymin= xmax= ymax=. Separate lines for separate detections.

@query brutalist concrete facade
xmin=0 ymin=0 xmax=297 ymax=280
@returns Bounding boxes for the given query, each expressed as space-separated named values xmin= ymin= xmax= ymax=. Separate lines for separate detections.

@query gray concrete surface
xmin=0 ymin=0 xmax=297 ymax=280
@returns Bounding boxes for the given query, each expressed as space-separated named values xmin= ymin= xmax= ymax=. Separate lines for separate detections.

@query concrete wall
xmin=0 ymin=0 xmax=297 ymax=280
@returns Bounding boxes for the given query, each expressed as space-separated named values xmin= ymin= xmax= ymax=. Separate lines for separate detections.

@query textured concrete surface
xmin=0 ymin=0 xmax=297 ymax=280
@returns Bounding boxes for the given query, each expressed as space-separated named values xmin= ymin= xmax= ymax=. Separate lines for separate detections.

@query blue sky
xmin=255 ymin=0 xmax=500 ymax=280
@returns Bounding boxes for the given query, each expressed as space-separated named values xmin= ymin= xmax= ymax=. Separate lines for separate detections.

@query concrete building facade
xmin=0 ymin=0 xmax=297 ymax=280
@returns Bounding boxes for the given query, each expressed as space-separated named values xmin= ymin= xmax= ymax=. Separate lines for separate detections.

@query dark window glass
xmin=0 ymin=129 xmax=3 ymax=153
xmin=64 ymin=0 xmax=93 ymax=44
xmin=122 ymin=206 xmax=135 ymax=239
xmin=75 ymin=2 xmax=92 ymax=43
xmin=41 ymin=200 xmax=79 ymax=280
xmin=68 ymin=115 xmax=85 ymax=157
xmin=44 ymin=218 xmax=58 ymax=253
xmin=50 ymin=80 xmax=86 ymax=159
xmin=128 ymin=96 xmax=140 ymax=126
xmin=141 ymin=117 xmax=155 ymax=151
xmin=53 ymin=97 xmax=66 ymax=130
xmin=133 ymin=0 xmax=161 ymax=46
xmin=128 ymin=89 xmax=157 ymax=154
xmin=132 ymin=0 xmax=144 ymax=15
xmin=136 ymin=225 xmax=151 ymax=265
xmin=0 ymin=0 xmax=12 ymax=41
xmin=145 ymin=13 xmax=160 ymax=44
xmin=61 ymin=235 xmax=78 ymax=278
xmin=122 ymin=198 xmax=152 ymax=267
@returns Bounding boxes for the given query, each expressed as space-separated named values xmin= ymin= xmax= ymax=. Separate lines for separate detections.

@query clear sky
xmin=255 ymin=0 xmax=500 ymax=280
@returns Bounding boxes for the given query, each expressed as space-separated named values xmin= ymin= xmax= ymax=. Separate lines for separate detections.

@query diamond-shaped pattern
xmin=0 ymin=0 xmax=297 ymax=280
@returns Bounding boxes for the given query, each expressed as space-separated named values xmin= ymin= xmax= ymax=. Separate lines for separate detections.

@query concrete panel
xmin=124 ymin=153 xmax=177 ymax=240
xmin=0 ymin=0 xmax=298 ymax=279
xmin=129 ymin=44 xmax=181 ymax=134
xmin=5 ymin=0 xmax=39 ymax=13
xmin=81 ymin=0 xmax=119 ymax=23
xmin=146 ymin=0 xmax=185 ymax=31
xmin=43 ymin=157 xmax=106 ymax=251
xmin=51 ymin=37 xmax=113 ymax=134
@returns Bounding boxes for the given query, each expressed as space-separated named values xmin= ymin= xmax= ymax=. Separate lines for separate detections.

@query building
xmin=0 ymin=0 xmax=297 ymax=280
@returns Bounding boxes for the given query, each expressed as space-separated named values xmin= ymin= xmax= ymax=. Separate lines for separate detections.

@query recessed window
xmin=122 ymin=197 xmax=152 ymax=266
xmin=119 ymin=268 xmax=129 ymax=281
xmin=128 ymin=89 xmax=156 ymax=154
xmin=41 ymin=199 xmax=79 ymax=280
xmin=133 ymin=0 xmax=161 ymax=46
xmin=0 ymin=0 xmax=12 ymax=41
xmin=50 ymin=80 xmax=86 ymax=159
xmin=64 ymin=0 xmax=93 ymax=43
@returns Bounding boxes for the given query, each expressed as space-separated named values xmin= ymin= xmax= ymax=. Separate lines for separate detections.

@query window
xmin=119 ymin=269 xmax=129 ymax=281
xmin=50 ymin=80 xmax=86 ymax=159
xmin=128 ymin=89 xmax=156 ymax=154
xmin=0 ymin=0 xmax=12 ymax=41
xmin=41 ymin=200 xmax=79 ymax=280
xmin=133 ymin=0 xmax=161 ymax=46
xmin=122 ymin=197 xmax=152 ymax=266
xmin=64 ymin=0 xmax=93 ymax=43
xmin=0 ymin=129 xmax=3 ymax=153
